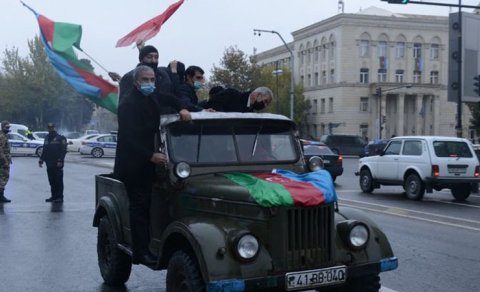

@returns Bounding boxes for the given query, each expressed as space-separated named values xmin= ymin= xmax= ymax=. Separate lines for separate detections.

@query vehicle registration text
xmin=285 ymin=266 xmax=346 ymax=290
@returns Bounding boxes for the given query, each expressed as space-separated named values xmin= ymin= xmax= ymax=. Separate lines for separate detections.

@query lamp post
xmin=272 ymin=61 xmax=283 ymax=113
xmin=376 ymin=84 xmax=413 ymax=139
xmin=254 ymin=29 xmax=295 ymax=120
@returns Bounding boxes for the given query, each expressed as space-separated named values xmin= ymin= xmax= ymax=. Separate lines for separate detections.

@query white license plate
xmin=448 ymin=168 xmax=466 ymax=174
xmin=285 ymin=266 xmax=346 ymax=290
xmin=323 ymin=160 xmax=330 ymax=164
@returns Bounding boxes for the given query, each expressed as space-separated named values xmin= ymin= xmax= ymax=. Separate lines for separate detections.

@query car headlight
xmin=174 ymin=162 xmax=191 ymax=179
xmin=234 ymin=233 xmax=259 ymax=261
xmin=337 ymin=220 xmax=370 ymax=250
xmin=308 ymin=156 xmax=324 ymax=171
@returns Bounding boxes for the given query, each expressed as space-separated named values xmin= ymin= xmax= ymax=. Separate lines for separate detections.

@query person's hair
xmin=253 ymin=86 xmax=274 ymax=98
xmin=185 ymin=65 xmax=204 ymax=80
xmin=133 ymin=65 xmax=154 ymax=82
xmin=1 ymin=121 xmax=10 ymax=129
xmin=208 ymin=85 xmax=225 ymax=97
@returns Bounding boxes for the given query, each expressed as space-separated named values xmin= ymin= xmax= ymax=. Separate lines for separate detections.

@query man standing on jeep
xmin=114 ymin=65 xmax=191 ymax=266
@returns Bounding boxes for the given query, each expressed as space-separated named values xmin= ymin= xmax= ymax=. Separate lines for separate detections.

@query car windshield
xmin=35 ymin=132 xmax=48 ymax=139
xmin=303 ymin=145 xmax=335 ymax=155
xmin=168 ymin=120 xmax=298 ymax=164
xmin=433 ymin=141 xmax=473 ymax=158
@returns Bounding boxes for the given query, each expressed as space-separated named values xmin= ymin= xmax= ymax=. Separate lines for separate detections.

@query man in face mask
xmin=176 ymin=65 xmax=214 ymax=112
xmin=205 ymin=86 xmax=274 ymax=113
xmin=0 ymin=121 xmax=12 ymax=203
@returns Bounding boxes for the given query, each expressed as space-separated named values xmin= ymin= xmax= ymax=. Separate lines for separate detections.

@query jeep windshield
xmin=168 ymin=119 xmax=299 ymax=164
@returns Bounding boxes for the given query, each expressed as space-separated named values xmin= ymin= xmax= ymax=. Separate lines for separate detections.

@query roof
xmin=160 ymin=112 xmax=292 ymax=127
xmin=390 ymin=136 xmax=470 ymax=142
xmin=356 ymin=6 xmax=403 ymax=17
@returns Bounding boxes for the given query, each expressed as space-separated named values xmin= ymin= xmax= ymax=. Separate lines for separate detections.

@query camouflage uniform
xmin=0 ymin=129 xmax=11 ymax=193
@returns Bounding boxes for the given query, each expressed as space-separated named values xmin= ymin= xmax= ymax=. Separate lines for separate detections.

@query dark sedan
xmin=301 ymin=140 xmax=343 ymax=181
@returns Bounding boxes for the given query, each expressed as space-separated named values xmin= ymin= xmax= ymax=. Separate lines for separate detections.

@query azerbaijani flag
xmin=22 ymin=2 xmax=118 ymax=113
xmin=224 ymin=169 xmax=337 ymax=207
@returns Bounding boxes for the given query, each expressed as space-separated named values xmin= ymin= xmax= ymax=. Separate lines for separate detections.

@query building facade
xmin=255 ymin=7 xmax=473 ymax=140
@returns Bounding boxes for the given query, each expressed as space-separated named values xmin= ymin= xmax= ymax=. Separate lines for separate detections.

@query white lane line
xmin=381 ymin=287 xmax=398 ymax=292
xmin=340 ymin=203 xmax=480 ymax=232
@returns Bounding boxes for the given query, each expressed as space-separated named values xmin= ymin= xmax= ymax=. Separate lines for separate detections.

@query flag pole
xmin=77 ymin=48 xmax=110 ymax=75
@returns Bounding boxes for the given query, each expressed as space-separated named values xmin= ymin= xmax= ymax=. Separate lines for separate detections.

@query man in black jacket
xmin=206 ymin=86 xmax=273 ymax=112
xmin=114 ymin=65 xmax=191 ymax=266
xmin=39 ymin=123 xmax=67 ymax=203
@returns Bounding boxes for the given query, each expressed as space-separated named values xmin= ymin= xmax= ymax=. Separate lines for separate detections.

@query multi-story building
xmin=255 ymin=6 xmax=473 ymax=140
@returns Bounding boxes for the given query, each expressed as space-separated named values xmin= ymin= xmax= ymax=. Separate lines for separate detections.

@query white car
xmin=357 ymin=136 xmax=480 ymax=201
xmin=67 ymin=134 xmax=101 ymax=152
xmin=79 ymin=134 xmax=117 ymax=158
xmin=32 ymin=131 xmax=48 ymax=141
xmin=8 ymin=132 xmax=44 ymax=157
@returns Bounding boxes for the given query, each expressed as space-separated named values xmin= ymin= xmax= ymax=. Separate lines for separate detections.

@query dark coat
xmin=206 ymin=88 xmax=252 ymax=112
xmin=40 ymin=132 xmax=67 ymax=168
xmin=114 ymin=87 xmax=160 ymax=188
xmin=177 ymin=83 xmax=204 ymax=112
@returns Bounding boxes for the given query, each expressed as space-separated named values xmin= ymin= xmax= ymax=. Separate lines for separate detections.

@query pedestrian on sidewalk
xmin=39 ymin=123 xmax=67 ymax=203
xmin=0 ymin=121 xmax=12 ymax=203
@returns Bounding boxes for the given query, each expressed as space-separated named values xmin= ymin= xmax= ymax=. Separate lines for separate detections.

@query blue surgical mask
xmin=193 ymin=81 xmax=203 ymax=91
xmin=139 ymin=83 xmax=155 ymax=96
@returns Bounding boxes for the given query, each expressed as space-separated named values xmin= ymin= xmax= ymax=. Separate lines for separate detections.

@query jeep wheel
xmin=451 ymin=184 xmax=471 ymax=201
xmin=166 ymin=251 xmax=204 ymax=292
xmin=97 ymin=217 xmax=131 ymax=286
xmin=92 ymin=147 xmax=104 ymax=158
xmin=359 ymin=169 xmax=374 ymax=193
xmin=404 ymin=173 xmax=425 ymax=200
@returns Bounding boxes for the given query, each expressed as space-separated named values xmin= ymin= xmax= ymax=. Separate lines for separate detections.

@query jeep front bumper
xmin=206 ymin=257 xmax=398 ymax=292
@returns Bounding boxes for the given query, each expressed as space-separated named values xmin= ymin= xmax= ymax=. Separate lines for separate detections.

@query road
xmin=0 ymin=154 xmax=479 ymax=291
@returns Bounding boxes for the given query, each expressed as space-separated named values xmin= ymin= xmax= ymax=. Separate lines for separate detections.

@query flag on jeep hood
xmin=224 ymin=169 xmax=337 ymax=207
xmin=22 ymin=2 xmax=118 ymax=113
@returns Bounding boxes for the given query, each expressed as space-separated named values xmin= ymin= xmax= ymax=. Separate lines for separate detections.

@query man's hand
xmin=57 ymin=161 xmax=64 ymax=168
xmin=108 ymin=72 xmax=121 ymax=82
xmin=169 ymin=60 xmax=178 ymax=73
xmin=38 ymin=160 xmax=43 ymax=168
xmin=136 ymin=39 xmax=145 ymax=50
xmin=150 ymin=153 xmax=168 ymax=165
xmin=179 ymin=109 xmax=192 ymax=121
xmin=249 ymin=91 xmax=261 ymax=103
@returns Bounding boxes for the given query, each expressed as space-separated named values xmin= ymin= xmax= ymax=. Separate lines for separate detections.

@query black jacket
xmin=114 ymin=87 xmax=161 ymax=187
xmin=40 ymin=132 xmax=67 ymax=168
xmin=206 ymin=88 xmax=252 ymax=112
xmin=177 ymin=83 xmax=204 ymax=112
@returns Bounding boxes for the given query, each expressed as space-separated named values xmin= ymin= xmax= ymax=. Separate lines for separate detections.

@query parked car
xmin=0 ymin=122 xmax=28 ymax=136
xmin=7 ymin=132 xmax=43 ymax=157
xmin=356 ymin=136 xmax=480 ymax=201
xmin=32 ymin=131 xmax=48 ymax=141
xmin=80 ymin=134 xmax=116 ymax=158
xmin=301 ymin=139 xmax=343 ymax=181
xmin=93 ymin=112 xmax=397 ymax=291
xmin=320 ymin=134 xmax=367 ymax=156
xmin=67 ymin=134 xmax=101 ymax=152
xmin=65 ymin=132 xmax=82 ymax=139
xmin=364 ymin=139 xmax=389 ymax=156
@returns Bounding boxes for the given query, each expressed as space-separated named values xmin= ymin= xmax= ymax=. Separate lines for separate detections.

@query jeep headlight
xmin=235 ymin=234 xmax=259 ymax=260
xmin=308 ymin=156 xmax=324 ymax=172
xmin=337 ymin=220 xmax=370 ymax=250
xmin=174 ymin=162 xmax=191 ymax=179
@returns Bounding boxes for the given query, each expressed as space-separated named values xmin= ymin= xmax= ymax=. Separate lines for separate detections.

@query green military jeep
xmin=93 ymin=112 xmax=397 ymax=292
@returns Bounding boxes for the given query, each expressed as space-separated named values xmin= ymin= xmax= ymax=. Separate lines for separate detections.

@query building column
xmin=433 ymin=95 xmax=440 ymax=135
xmin=415 ymin=94 xmax=423 ymax=135
xmin=380 ymin=94 xmax=387 ymax=139
xmin=397 ymin=93 xmax=405 ymax=136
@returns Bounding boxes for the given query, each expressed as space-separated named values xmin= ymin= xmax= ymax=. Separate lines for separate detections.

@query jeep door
xmin=398 ymin=139 xmax=428 ymax=179
xmin=377 ymin=140 xmax=402 ymax=180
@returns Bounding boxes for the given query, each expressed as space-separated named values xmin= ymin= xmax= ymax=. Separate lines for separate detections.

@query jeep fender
xmin=92 ymin=195 xmax=123 ymax=242
xmin=402 ymin=166 xmax=425 ymax=181
xmin=335 ymin=207 xmax=394 ymax=263
xmin=159 ymin=218 xmax=272 ymax=283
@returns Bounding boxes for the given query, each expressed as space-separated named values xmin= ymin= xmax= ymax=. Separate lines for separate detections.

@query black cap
xmin=139 ymin=45 xmax=158 ymax=62
xmin=47 ymin=122 xmax=55 ymax=128
xmin=209 ymin=86 xmax=225 ymax=97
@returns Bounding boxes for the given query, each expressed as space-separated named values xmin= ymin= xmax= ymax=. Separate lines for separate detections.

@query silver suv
xmin=356 ymin=136 xmax=480 ymax=201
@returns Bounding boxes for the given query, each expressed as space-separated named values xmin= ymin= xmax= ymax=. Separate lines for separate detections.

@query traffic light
xmin=474 ymin=75 xmax=480 ymax=96
xmin=382 ymin=0 xmax=409 ymax=4
xmin=376 ymin=87 xmax=382 ymax=97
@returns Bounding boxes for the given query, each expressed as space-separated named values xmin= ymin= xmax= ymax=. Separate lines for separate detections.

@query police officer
xmin=39 ymin=123 xmax=67 ymax=203
xmin=0 ymin=121 xmax=12 ymax=203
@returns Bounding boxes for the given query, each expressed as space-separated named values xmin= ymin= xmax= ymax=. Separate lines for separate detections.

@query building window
xmin=360 ymin=124 xmax=369 ymax=139
xmin=378 ymin=41 xmax=387 ymax=57
xmin=330 ymin=69 xmax=335 ymax=83
xmin=313 ymin=99 xmax=318 ymax=114
xmin=360 ymin=40 xmax=369 ymax=57
xmin=307 ymin=74 xmax=312 ymax=87
xmin=322 ymin=71 xmax=327 ymax=85
xmin=360 ymin=68 xmax=369 ymax=84
xmin=313 ymin=124 xmax=318 ymax=138
xmin=322 ymin=45 xmax=327 ymax=60
xmin=430 ymin=44 xmax=439 ymax=60
xmin=307 ymin=49 xmax=312 ymax=64
xmin=378 ymin=69 xmax=387 ymax=83
xmin=430 ymin=71 xmax=439 ymax=84
xmin=321 ymin=123 xmax=325 ymax=135
xmin=320 ymin=98 xmax=326 ymax=114
xmin=314 ymin=48 xmax=319 ymax=62
xmin=329 ymin=42 xmax=335 ymax=59
xmin=299 ymin=52 xmax=304 ymax=66
xmin=396 ymin=42 xmax=405 ymax=59
xmin=315 ymin=72 xmax=319 ymax=86
xmin=413 ymin=43 xmax=422 ymax=59
xmin=413 ymin=70 xmax=422 ymax=83
xmin=328 ymin=97 xmax=334 ymax=113
xmin=360 ymin=97 xmax=369 ymax=112
xmin=395 ymin=69 xmax=404 ymax=83
xmin=301 ymin=75 xmax=305 ymax=86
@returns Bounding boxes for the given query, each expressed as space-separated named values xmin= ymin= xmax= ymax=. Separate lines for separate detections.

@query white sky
xmin=1 ymin=0 xmax=479 ymax=79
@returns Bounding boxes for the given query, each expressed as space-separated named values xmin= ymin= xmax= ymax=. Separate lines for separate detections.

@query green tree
xmin=211 ymin=46 xmax=258 ymax=91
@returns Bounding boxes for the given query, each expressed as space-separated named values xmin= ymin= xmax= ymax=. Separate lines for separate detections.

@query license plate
xmin=285 ymin=266 xmax=346 ymax=290
xmin=323 ymin=160 xmax=330 ymax=164
xmin=448 ymin=168 xmax=466 ymax=174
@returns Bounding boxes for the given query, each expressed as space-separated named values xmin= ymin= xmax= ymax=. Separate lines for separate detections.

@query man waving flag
xmin=116 ymin=0 xmax=185 ymax=47
xmin=22 ymin=2 xmax=118 ymax=113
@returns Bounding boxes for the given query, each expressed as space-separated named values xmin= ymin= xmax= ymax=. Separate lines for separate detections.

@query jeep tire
xmin=167 ymin=251 xmax=204 ymax=292
xmin=359 ymin=169 xmax=374 ymax=193
xmin=451 ymin=184 xmax=471 ymax=201
xmin=97 ymin=216 xmax=132 ymax=286
xmin=404 ymin=173 xmax=425 ymax=200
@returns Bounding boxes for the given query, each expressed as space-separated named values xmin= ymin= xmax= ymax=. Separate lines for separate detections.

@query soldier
xmin=0 ymin=121 xmax=12 ymax=203
xmin=39 ymin=123 xmax=67 ymax=203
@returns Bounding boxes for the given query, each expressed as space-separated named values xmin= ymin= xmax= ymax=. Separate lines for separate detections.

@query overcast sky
xmin=1 ymin=0 xmax=479 ymax=79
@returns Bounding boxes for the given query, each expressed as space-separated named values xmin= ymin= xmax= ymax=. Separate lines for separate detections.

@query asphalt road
xmin=0 ymin=153 xmax=479 ymax=291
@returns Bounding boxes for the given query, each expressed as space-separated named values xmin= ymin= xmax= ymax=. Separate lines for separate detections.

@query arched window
xmin=359 ymin=32 xmax=371 ymax=57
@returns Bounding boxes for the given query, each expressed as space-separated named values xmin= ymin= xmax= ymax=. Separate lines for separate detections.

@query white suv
xmin=356 ymin=136 xmax=480 ymax=201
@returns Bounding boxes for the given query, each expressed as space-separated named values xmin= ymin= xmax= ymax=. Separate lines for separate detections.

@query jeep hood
xmin=183 ymin=174 xmax=256 ymax=203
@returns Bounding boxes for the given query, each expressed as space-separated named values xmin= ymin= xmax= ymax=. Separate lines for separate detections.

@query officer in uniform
xmin=39 ymin=123 xmax=67 ymax=203
xmin=0 ymin=121 xmax=12 ymax=203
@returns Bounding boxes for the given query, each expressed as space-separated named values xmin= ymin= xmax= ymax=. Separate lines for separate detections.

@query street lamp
xmin=272 ymin=61 xmax=283 ymax=113
xmin=376 ymin=84 xmax=413 ymax=139
xmin=254 ymin=29 xmax=295 ymax=120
